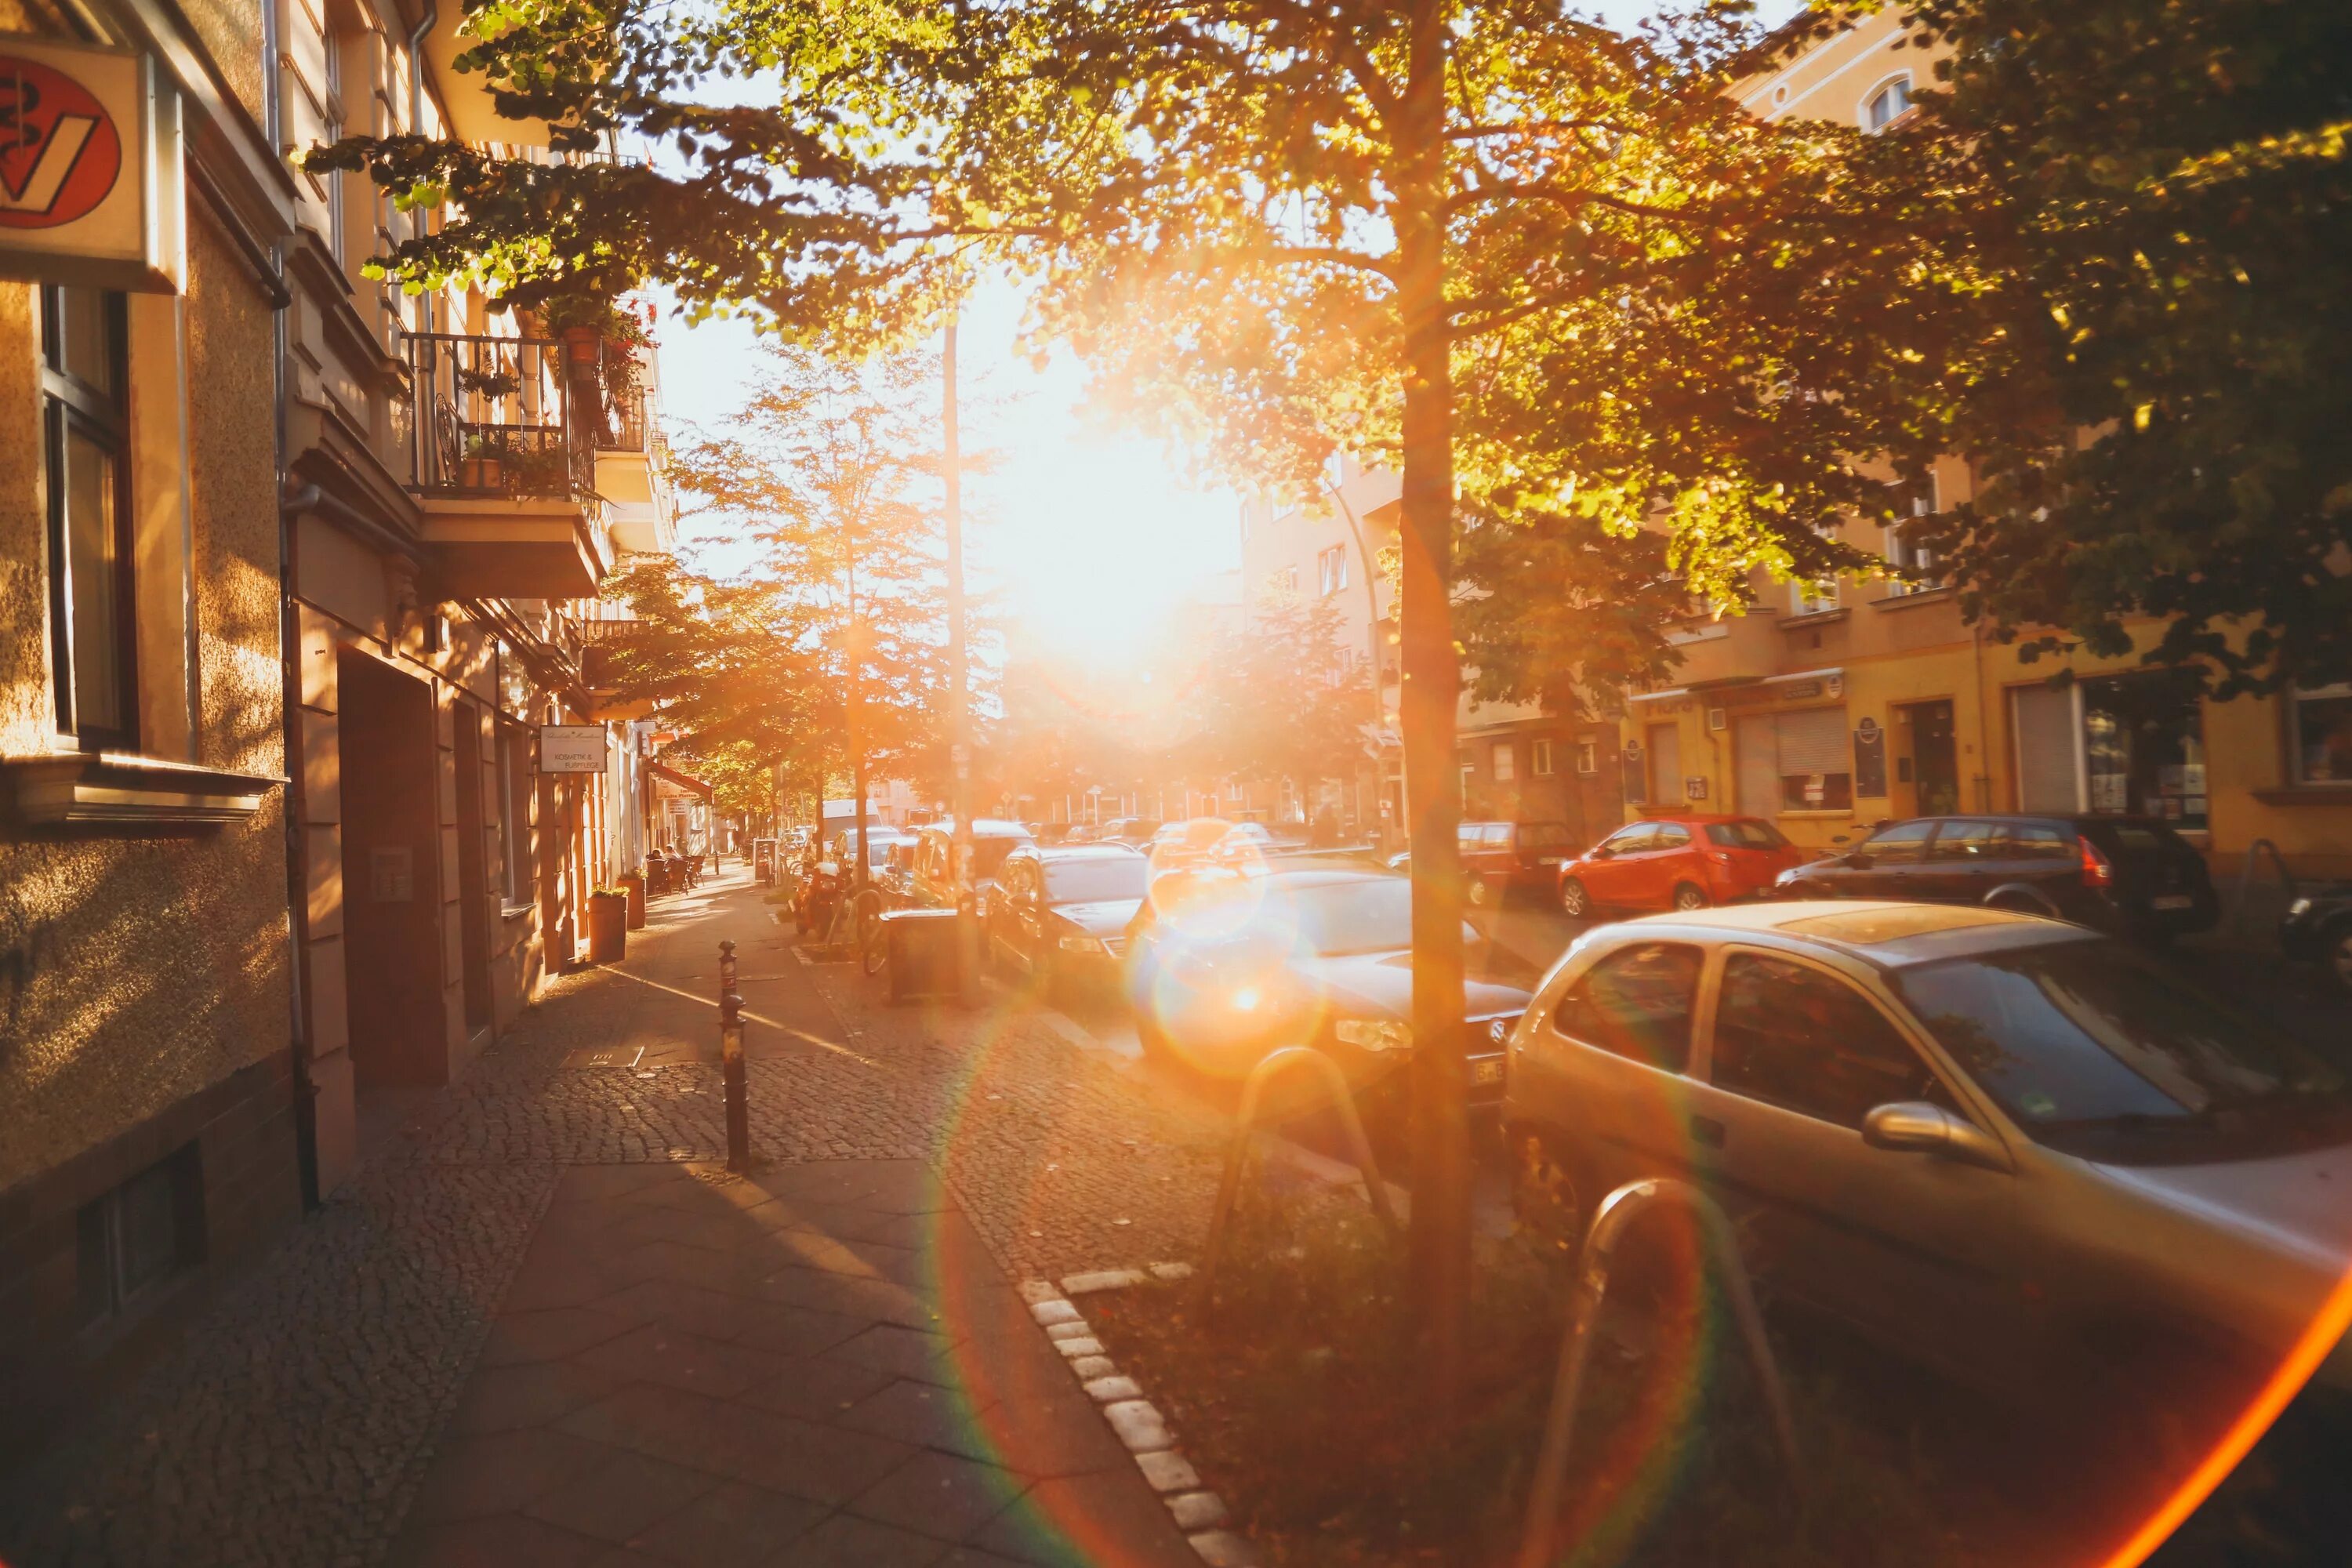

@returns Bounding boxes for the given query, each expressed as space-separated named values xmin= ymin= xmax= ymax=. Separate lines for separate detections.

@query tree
xmin=1175 ymin=600 xmax=1373 ymax=795
xmin=1844 ymin=0 xmax=2352 ymax=695
xmin=605 ymin=345 xmax=958 ymax=854
xmin=318 ymin=0 xmax=1966 ymax=1403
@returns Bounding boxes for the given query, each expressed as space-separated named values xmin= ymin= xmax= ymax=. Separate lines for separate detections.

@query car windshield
xmin=1895 ymin=941 xmax=2349 ymax=1156
xmin=1047 ymin=857 xmax=1149 ymax=904
xmin=1707 ymin=820 xmax=1790 ymax=850
xmin=1276 ymin=878 xmax=1475 ymax=956
xmin=972 ymin=837 xmax=1023 ymax=877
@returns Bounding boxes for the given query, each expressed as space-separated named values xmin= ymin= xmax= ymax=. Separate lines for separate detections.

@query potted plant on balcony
xmin=459 ymin=432 xmax=509 ymax=491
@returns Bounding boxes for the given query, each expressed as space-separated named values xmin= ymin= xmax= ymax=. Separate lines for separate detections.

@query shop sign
xmin=0 ymin=40 xmax=183 ymax=291
xmin=539 ymin=724 xmax=608 ymax=773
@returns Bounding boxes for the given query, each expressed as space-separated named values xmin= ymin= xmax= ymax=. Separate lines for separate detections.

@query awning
xmin=648 ymin=760 xmax=714 ymax=799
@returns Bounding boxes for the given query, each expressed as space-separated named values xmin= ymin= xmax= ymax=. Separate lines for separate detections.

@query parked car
xmin=1556 ymin=815 xmax=1806 ymax=918
xmin=826 ymin=826 xmax=913 ymax=884
xmin=1096 ymin=817 xmax=1163 ymax=850
xmin=1147 ymin=817 xmax=1272 ymax=873
xmin=1457 ymin=819 xmax=1578 ymax=907
xmin=1125 ymin=861 xmax=1531 ymax=1127
xmin=2281 ymin=886 xmax=2352 ymax=993
xmin=1504 ymin=900 xmax=2352 ymax=1415
xmin=1771 ymin=814 xmax=2220 ymax=942
xmin=986 ymin=843 xmax=1152 ymax=993
xmin=903 ymin=819 xmax=1036 ymax=916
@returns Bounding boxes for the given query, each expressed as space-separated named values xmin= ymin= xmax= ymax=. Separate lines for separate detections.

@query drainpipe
xmin=407 ymin=2 xmax=439 ymax=332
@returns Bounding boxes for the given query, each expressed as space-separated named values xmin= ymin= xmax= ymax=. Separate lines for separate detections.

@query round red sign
xmin=0 ymin=55 xmax=124 ymax=230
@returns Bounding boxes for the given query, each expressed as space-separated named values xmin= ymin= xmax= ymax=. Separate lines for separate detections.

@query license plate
xmin=1537 ymin=856 xmax=1563 ymax=866
xmin=1470 ymin=1058 xmax=1506 ymax=1087
xmin=2152 ymin=894 xmax=2193 ymax=911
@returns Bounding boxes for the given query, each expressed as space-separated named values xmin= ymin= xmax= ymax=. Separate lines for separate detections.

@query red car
xmin=1555 ymin=814 xmax=1806 ymax=917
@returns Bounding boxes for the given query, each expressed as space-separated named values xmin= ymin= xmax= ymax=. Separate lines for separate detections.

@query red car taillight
xmin=2079 ymin=837 xmax=2113 ymax=890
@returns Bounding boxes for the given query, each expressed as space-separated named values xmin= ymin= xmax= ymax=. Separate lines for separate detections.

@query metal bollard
xmin=718 ymin=940 xmax=749 ymax=1171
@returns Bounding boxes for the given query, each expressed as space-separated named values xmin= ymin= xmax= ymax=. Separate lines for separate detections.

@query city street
xmin=0 ymin=866 xmax=1241 ymax=1568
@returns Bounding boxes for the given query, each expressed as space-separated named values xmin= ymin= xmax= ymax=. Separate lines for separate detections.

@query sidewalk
xmin=0 ymin=868 xmax=1218 ymax=1568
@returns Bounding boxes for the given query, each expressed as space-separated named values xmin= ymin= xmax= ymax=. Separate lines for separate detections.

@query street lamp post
xmin=944 ymin=309 xmax=977 ymax=992
xmin=1323 ymin=475 xmax=1397 ymax=848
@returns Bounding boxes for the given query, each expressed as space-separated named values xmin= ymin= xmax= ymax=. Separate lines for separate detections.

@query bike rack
xmin=2229 ymin=837 xmax=2297 ymax=938
xmin=1515 ymin=1178 xmax=1801 ymax=1568
xmin=1196 ymin=1045 xmax=1399 ymax=1310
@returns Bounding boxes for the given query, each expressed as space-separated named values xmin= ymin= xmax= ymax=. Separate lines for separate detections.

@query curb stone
xmin=1025 ymin=1273 xmax=1258 ymax=1567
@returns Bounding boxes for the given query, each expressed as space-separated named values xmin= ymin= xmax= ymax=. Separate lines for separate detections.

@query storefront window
xmin=2292 ymin=684 xmax=2352 ymax=786
xmin=2082 ymin=671 xmax=2206 ymax=829
xmin=1733 ymin=707 xmax=1852 ymax=815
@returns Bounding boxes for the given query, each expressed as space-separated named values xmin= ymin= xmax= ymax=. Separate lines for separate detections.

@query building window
xmin=499 ymin=722 xmax=535 ymax=902
xmin=1573 ymin=739 xmax=1599 ymax=776
xmin=1883 ymin=475 xmax=1944 ymax=594
xmin=1317 ymin=544 xmax=1349 ymax=597
xmin=2291 ymin=684 xmax=2352 ymax=786
xmin=2013 ymin=672 xmax=2209 ymax=829
xmin=78 ymin=1146 xmax=201 ymax=1325
xmin=1492 ymin=742 xmax=1515 ymax=782
xmin=1864 ymin=75 xmax=1912 ymax=132
xmin=1790 ymin=575 xmax=1841 ymax=616
xmin=1530 ymin=739 xmax=1555 ymax=777
xmin=42 ymin=286 xmax=136 ymax=750
xmin=1733 ymin=707 xmax=1853 ymax=814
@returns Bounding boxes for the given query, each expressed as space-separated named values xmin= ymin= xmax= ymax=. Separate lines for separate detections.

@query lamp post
xmin=945 ymin=307 xmax=976 ymax=992
xmin=1323 ymin=474 xmax=1398 ymax=848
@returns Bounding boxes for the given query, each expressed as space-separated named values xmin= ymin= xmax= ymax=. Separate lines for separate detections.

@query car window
xmin=1997 ymin=822 xmax=2072 ymax=860
xmin=1552 ymin=942 xmax=1701 ymax=1073
xmin=1483 ymin=824 xmax=1513 ymax=846
xmin=1457 ymin=823 xmax=1486 ymax=848
xmin=1602 ymin=825 xmax=1655 ymax=855
xmin=1860 ymin=821 xmax=1936 ymax=866
xmin=1928 ymin=820 xmax=1999 ymax=862
xmin=1045 ymin=856 xmax=1149 ymax=903
xmin=1711 ymin=953 xmax=1950 ymax=1127
xmin=1894 ymin=942 xmax=2346 ymax=1153
xmin=1651 ymin=823 xmax=1693 ymax=851
xmin=1519 ymin=822 xmax=1573 ymax=850
xmin=1706 ymin=820 xmax=1790 ymax=851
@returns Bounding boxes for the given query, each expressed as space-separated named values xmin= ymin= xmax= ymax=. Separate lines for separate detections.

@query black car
xmin=1773 ymin=814 xmax=2219 ymax=940
xmin=2281 ymin=887 xmax=2352 ymax=993
xmin=985 ymin=843 xmax=1152 ymax=992
xmin=903 ymin=819 xmax=1036 ymax=916
xmin=1123 ymin=861 xmax=1531 ymax=1123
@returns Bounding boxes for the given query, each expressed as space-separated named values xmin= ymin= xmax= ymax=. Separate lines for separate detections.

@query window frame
xmin=1550 ymin=938 xmax=1706 ymax=1075
xmin=1530 ymin=738 xmax=1555 ymax=777
xmin=2288 ymin=682 xmax=2352 ymax=788
xmin=1491 ymin=741 xmax=1515 ymax=782
xmin=1697 ymin=946 xmax=1955 ymax=1128
xmin=42 ymin=285 xmax=138 ymax=751
xmin=1861 ymin=73 xmax=1914 ymax=132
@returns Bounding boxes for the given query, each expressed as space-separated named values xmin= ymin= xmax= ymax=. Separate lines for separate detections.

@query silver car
xmin=1503 ymin=900 xmax=2352 ymax=1412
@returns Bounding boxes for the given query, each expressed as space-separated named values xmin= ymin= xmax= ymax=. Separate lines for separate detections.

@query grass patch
xmin=1083 ymin=1171 xmax=2005 ymax=1568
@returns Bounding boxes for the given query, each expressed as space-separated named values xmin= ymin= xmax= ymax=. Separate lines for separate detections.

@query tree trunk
xmin=1393 ymin=0 xmax=1468 ymax=1421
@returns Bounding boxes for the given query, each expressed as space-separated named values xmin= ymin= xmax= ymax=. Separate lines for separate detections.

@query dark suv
xmin=1773 ymin=814 xmax=2219 ymax=941
xmin=1457 ymin=820 xmax=1578 ymax=907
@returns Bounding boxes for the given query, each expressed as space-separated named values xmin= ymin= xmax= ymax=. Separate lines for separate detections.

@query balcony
xmin=404 ymin=331 xmax=609 ymax=600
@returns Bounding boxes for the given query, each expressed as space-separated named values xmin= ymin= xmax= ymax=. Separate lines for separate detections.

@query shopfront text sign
xmin=539 ymin=724 xmax=608 ymax=773
xmin=0 ymin=39 xmax=182 ymax=290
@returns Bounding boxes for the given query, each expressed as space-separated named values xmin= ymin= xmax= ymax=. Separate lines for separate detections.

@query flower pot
xmin=620 ymin=871 xmax=647 ymax=930
xmin=587 ymin=891 xmax=628 ymax=963
xmin=460 ymin=455 xmax=503 ymax=490
xmin=560 ymin=325 xmax=602 ymax=364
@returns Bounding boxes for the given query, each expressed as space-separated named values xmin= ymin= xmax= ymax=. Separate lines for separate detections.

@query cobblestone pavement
xmin=0 ymin=869 xmax=1238 ymax=1567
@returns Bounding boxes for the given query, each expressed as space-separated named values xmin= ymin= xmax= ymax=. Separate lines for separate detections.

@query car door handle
xmin=1690 ymin=1115 xmax=1726 ymax=1149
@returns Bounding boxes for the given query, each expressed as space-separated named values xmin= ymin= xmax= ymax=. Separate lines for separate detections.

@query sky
xmin=648 ymin=0 xmax=1792 ymax=666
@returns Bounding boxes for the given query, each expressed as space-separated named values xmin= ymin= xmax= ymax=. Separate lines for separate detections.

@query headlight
xmin=1334 ymin=1018 xmax=1412 ymax=1052
xmin=2288 ymin=897 xmax=2314 ymax=919
xmin=1058 ymin=935 xmax=1107 ymax=953
xmin=1774 ymin=868 xmax=1799 ymax=886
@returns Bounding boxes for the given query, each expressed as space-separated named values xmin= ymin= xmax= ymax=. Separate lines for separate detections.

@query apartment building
xmin=0 ymin=0 xmax=302 ymax=1467
xmin=1612 ymin=13 xmax=2352 ymax=877
xmin=274 ymin=0 xmax=678 ymax=1193
xmin=1237 ymin=457 xmax=1614 ymax=842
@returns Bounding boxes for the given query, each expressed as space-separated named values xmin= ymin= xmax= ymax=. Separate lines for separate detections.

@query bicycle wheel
xmin=857 ymin=892 xmax=889 ymax=975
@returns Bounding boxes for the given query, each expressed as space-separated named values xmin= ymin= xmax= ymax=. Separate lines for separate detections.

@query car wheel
xmin=1559 ymin=878 xmax=1592 ymax=919
xmin=2329 ymin=922 xmax=2352 ymax=994
xmin=1510 ymin=1128 xmax=1589 ymax=1258
xmin=1672 ymin=883 xmax=1708 ymax=912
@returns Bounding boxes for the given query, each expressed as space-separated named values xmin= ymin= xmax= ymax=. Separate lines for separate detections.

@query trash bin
xmin=882 ymin=908 xmax=964 ymax=1002
xmin=587 ymin=890 xmax=628 ymax=963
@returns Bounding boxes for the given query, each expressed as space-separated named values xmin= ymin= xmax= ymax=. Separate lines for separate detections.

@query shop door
xmin=1734 ymin=713 xmax=1779 ymax=819
xmin=1646 ymin=723 xmax=1682 ymax=809
xmin=1898 ymin=700 xmax=1960 ymax=816
xmin=338 ymin=652 xmax=448 ymax=1087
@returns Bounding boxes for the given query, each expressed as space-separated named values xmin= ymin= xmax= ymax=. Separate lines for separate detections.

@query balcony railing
xmin=597 ymin=340 xmax=648 ymax=453
xmin=404 ymin=331 xmax=597 ymax=500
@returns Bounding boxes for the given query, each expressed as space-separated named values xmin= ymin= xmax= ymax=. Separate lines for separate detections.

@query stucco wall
xmin=0 ymin=218 xmax=292 ymax=1196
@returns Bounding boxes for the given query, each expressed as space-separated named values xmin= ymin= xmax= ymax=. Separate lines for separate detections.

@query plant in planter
xmin=455 ymin=361 xmax=522 ymax=401
xmin=459 ymin=432 xmax=508 ymax=490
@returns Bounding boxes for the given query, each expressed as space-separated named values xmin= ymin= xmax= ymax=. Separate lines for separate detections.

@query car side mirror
xmin=1862 ymin=1102 xmax=2009 ymax=1171
xmin=1842 ymin=851 xmax=1873 ymax=869
xmin=1589 ymin=846 xmax=1613 ymax=860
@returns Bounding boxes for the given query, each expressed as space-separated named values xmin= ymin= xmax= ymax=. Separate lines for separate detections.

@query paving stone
xmin=1101 ymin=1401 xmax=1174 ymax=1454
xmin=1188 ymin=1529 xmax=1257 ymax=1566
xmin=390 ymin=1511 xmax=609 ymax=1568
xmin=575 ymin=1321 xmax=794 ymax=1399
xmin=1147 ymin=1263 xmax=1195 ymax=1283
xmin=1166 ymin=1492 xmax=1229 ymax=1531
xmin=1051 ymin=1337 xmax=1104 ymax=1359
xmin=1043 ymin=1323 xmax=1094 ymax=1343
xmin=732 ymin=1355 xmax=897 ymax=1420
xmin=1082 ymin=1374 xmax=1144 ymax=1403
xmin=849 ymin=1450 xmax=1028 ymax=1541
xmin=1134 ymin=1452 xmax=1201 ymax=1494
xmin=781 ymin=1512 xmax=952 ymax=1567
xmin=1068 ymin=1356 xmax=1117 ymax=1381
xmin=522 ymin=1449 xmax=721 ymax=1543
xmin=837 ymin=1379 xmax=1000 ymax=1460
xmin=408 ymin=1429 xmax=620 ymax=1524
xmin=1016 ymin=1280 xmax=1061 ymax=1305
xmin=1029 ymin=1300 xmax=1083 ymax=1328
xmin=1060 ymin=1269 xmax=1145 ymax=1295
xmin=616 ymin=1479 xmax=827 ymax=1566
